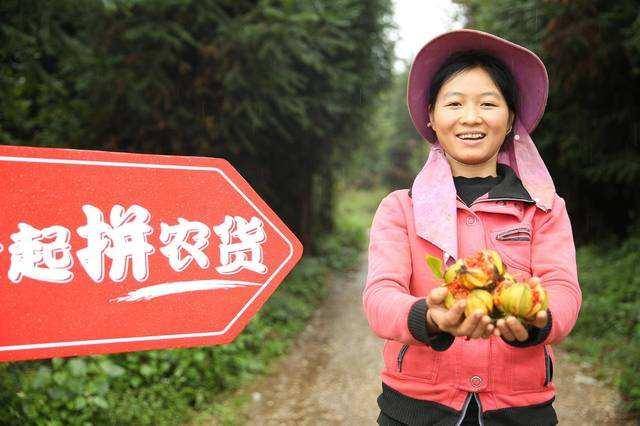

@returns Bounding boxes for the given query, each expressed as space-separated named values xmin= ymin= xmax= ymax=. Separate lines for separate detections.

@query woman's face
xmin=428 ymin=66 xmax=514 ymax=177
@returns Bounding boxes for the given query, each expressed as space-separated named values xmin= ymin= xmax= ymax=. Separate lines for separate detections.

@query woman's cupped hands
xmin=425 ymin=287 xmax=548 ymax=342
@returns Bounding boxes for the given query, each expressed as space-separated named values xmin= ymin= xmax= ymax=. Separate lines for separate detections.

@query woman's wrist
xmin=426 ymin=310 xmax=441 ymax=334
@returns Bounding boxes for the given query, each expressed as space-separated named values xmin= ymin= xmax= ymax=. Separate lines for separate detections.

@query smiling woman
xmin=428 ymin=51 xmax=518 ymax=177
xmin=427 ymin=51 xmax=517 ymax=178
xmin=363 ymin=29 xmax=582 ymax=426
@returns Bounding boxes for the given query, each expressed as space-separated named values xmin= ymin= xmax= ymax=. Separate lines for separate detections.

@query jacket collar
xmin=411 ymin=122 xmax=556 ymax=264
xmin=453 ymin=164 xmax=534 ymax=222
xmin=412 ymin=163 xmax=534 ymax=203
xmin=487 ymin=163 xmax=534 ymax=202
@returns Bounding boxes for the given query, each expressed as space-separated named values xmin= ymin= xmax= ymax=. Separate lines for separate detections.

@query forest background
xmin=1 ymin=0 xmax=639 ymax=423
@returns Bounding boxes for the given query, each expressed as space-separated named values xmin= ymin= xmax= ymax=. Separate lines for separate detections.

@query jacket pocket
xmin=544 ymin=345 xmax=554 ymax=386
xmin=507 ymin=344 xmax=546 ymax=393
xmin=397 ymin=344 xmax=409 ymax=372
xmin=496 ymin=227 xmax=531 ymax=241
xmin=490 ymin=226 xmax=533 ymax=275
xmin=396 ymin=343 xmax=439 ymax=383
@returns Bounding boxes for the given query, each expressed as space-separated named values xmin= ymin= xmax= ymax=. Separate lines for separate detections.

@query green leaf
xmin=68 ymin=359 xmax=87 ymax=377
xmin=425 ymin=255 xmax=443 ymax=279
xmin=92 ymin=396 xmax=109 ymax=409
xmin=140 ymin=364 xmax=154 ymax=377
xmin=74 ymin=396 xmax=87 ymax=410
xmin=99 ymin=360 xmax=125 ymax=378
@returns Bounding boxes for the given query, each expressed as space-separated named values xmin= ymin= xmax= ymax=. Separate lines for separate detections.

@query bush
xmin=562 ymin=233 xmax=640 ymax=414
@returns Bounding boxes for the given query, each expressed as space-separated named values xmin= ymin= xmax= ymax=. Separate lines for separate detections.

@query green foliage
xmin=341 ymin=66 xmax=428 ymax=191
xmin=426 ymin=255 xmax=444 ymax=280
xmin=0 ymin=0 xmax=100 ymax=148
xmin=317 ymin=188 xmax=384 ymax=270
xmin=335 ymin=187 xmax=388 ymax=232
xmin=562 ymin=233 xmax=640 ymax=414
xmin=379 ymin=67 xmax=430 ymax=190
xmin=453 ymin=0 xmax=640 ymax=244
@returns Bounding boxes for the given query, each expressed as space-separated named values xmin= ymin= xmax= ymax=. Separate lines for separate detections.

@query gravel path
xmin=211 ymin=258 xmax=636 ymax=425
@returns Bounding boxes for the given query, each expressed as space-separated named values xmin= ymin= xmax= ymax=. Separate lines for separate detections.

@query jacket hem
xmin=378 ymin=382 xmax=461 ymax=425
xmin=378 ymin=382 xmax=558 ymax=425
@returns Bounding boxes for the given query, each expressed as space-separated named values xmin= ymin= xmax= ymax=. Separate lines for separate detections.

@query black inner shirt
xmin=453 ymin=171 xmax=504 ymax=207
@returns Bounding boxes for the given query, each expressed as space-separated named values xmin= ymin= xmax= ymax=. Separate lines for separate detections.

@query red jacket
xmin=363 ymin=167 xmax=581 ymax=414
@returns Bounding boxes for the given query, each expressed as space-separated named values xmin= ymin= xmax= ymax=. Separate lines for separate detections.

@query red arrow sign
xmin=0 ymin=145 xmax=303 ymax=361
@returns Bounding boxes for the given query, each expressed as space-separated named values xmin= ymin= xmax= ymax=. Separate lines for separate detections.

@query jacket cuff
xmin=407 ymin=299 xmax=455 ymax=351
xmin=504 ymin=309 xmax=553 ymax=348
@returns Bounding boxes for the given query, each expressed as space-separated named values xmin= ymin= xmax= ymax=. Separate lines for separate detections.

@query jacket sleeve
xmin=530 ymin=195 xmax=582 ymax=345
xmin=363 ymin=191 xmax=453 ymax=350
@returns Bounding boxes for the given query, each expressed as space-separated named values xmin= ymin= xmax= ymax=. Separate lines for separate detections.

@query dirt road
xmin=214 ymin=259 xmax=636 ymax=425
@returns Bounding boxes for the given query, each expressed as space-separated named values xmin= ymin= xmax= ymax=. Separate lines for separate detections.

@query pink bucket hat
xmin=407 ymin=29 xmax=556 ymax=263
xmin=407 ymin=28 xmax=549 ymax=143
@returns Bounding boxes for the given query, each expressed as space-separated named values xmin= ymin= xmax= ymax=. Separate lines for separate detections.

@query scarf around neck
xmin=410 ymin=117 xmax=555 ymax=264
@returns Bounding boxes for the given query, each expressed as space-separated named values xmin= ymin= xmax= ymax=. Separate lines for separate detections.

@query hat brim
xmin=407 ymin=29 xmax=549 ymax=143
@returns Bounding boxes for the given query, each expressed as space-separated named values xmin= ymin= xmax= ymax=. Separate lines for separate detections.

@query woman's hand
xmin=425 ymin=287 xmax=495 ymax=339
xmin=495 ymin=310 xmax=548 ymax=342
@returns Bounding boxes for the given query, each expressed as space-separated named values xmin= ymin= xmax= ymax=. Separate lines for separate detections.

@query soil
xmin=208 ymin=258 xmax=638 ymax=425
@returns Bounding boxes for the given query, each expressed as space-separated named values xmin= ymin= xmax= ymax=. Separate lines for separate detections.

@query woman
xmin=363 ymin=29 xmax=581 ymax=425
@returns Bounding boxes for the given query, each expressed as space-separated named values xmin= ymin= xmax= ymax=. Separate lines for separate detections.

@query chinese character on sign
xmin=159 ymin=218 xmax=210 ymax=272
xmin=214 ymin=215 xmax=268 ymax=275
xmin=5 ymin=206 xmax=268 ymax=284
xmin=77 ymin=204 xmax=154 ymax=282
xmin=8 ymin=224 xmax=74 ymax=283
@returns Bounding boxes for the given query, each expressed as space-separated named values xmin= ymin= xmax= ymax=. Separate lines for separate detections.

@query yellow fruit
xmin=460 ymin=267 xmax=491 ymax=289
xmin=494 ymin=277 xmax=548 ymax=320
xmin=525 ymin=277 xmax=548 ymax=320
xmin=444 ymin=259 xmax=465 ymax=285
xmin=444 ymin=291 xmax=456 ymax=310
xmin=465 ymin=289 xmax=494 ymax=318
xmin=502 ymin=272 xmax=517 ymax=285
xmin=493 ymin=272 xmax=516 ymax=311
xmin=483 ymin=249 xmax=505 ymax=277
xmin=425 ymin=249 xmax=548 ymax=323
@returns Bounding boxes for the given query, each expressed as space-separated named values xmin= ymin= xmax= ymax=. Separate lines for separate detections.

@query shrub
xmin=563 ymin=233 xmax=640 ymax=414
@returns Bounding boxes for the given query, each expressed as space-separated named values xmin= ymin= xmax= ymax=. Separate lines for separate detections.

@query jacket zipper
xmin=496 ymin=226 xmax=531 ymax=238
xmin=471 ymin=197 xmax=536 ymax=207
xmin=475 ymin=393 xmax=484 ymax=426
xmin=457 ymin=195 xmax=535 ymax=211
xmin=472 ymin=196 xmax=552 ymax=213
xmin=397 ymin=344 xmax=409 ymax=372
xmin=455 ymin=393 xmax=473 ymax=426
xmin=496 ymin=226 xmax=532 ymax=241
xmin=544 ymin=345 xmax=554 ymax=386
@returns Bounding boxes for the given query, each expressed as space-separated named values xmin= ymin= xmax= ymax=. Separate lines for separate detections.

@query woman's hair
xmin=427 ymin=50 xmax=519 ymax=117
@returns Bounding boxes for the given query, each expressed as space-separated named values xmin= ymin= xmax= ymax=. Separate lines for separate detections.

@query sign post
xmin=0 ymin=145 xmax=303 ymax=361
